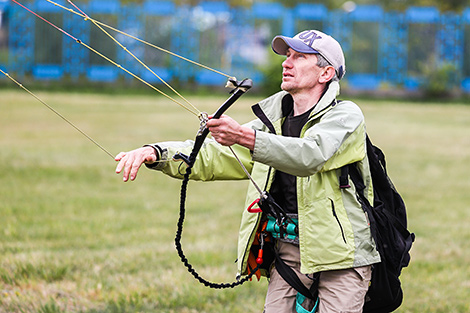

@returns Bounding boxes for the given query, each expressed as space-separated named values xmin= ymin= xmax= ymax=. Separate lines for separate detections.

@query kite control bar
xmin=173 ymin=78 xmax=253 ymax=168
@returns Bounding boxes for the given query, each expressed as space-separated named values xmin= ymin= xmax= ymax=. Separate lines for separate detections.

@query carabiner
xmin=247 ymin=198 xmax=262 ymax=213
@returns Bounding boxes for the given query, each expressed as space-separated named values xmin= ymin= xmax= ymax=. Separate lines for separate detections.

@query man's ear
xmin=319 ymin=66 xmax=336 ymax=84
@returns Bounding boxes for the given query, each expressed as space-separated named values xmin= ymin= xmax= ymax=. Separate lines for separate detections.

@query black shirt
xmin=269 ymin=107 xmax=313 ymax=214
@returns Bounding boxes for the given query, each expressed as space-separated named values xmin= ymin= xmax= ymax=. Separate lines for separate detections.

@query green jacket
xmin=148 ymin=81 xmax=380 ymax=276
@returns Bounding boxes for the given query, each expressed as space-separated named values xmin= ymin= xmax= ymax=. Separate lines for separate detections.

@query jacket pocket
xmin=330 ymin=198 xmax=347 ymax=244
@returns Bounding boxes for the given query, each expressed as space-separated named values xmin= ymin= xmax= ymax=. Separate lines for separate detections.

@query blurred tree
xmin=376 ymin=0 xmax=470 ymax=11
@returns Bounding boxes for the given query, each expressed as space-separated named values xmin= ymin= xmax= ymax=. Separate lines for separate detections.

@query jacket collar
xmin=311 ymin=81 xmax=340 ymax=118
xmin=252 ymin=81 xmax=340 ymax=133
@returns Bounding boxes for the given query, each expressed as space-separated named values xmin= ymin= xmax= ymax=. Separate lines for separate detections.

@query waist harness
xmin=248 ymin=192 xmax=320 ymax=313
xmin=266 ymin=214 xmax=299 ymax=244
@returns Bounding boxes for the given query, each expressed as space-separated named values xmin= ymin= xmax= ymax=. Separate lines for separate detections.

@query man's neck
xmin=291 ymin=87 xmax=325 ymax=116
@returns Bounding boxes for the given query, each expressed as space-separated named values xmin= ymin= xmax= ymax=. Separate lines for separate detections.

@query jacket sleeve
xmin=251 ymin=101 xmax=366 ymax=177
xmin=144 ymin=120 xmax=265 ymax=181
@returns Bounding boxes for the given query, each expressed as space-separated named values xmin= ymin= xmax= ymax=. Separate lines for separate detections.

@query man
xmin=115 ymin=30 xmax=381 ymax=312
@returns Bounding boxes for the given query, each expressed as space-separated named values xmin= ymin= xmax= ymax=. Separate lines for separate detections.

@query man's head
xmin=272 ymin=30 xmax=345 ymax=82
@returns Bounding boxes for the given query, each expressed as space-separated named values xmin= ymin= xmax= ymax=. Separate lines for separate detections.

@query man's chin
xmin=281 ymin=83 xmax=297 ymax=94
xmin=281 ymin=83 xmax=294 ymax=93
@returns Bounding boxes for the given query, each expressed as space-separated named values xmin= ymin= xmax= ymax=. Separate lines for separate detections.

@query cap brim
xmin=272 ymin=36 xmax=319 ymax=55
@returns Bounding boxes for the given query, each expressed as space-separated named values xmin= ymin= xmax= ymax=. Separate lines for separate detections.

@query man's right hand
xmin=115 ymin=146 xmax=157 ymax=182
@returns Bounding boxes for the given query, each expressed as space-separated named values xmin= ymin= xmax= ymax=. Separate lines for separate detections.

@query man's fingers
xmin=115 ymin=147 xmax=157 ymax=182
xmin=206 ymin=116 xmax=224 ymax=128
xmin=129 ymin=161 xmax=143 ymax=181
xmin=115 ymin=151 xmax=126 ymax=161
xmin=121 ymin=154 xmax=137 ymax=182
xmin=115 ymin=152 xmax=127 ymax=174
xmin=114 ymin=153 xmax=137 ymax=182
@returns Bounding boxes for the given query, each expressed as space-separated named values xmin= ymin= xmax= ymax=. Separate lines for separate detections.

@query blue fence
xmin=1 ymin=0 xmax=470 ymax=92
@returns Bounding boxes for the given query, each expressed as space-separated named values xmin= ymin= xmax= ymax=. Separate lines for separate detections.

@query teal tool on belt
xmin=266 ymin=215 xmax=299 ymax=241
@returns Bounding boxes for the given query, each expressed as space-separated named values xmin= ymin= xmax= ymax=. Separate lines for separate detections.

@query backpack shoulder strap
xmin=339 ymin=165 xmax=351 ymax=189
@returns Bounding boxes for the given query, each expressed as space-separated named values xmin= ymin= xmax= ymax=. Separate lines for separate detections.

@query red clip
xmin=256 ymin=248 xmax=264 ymax=264
xmin=247 ymin=198 xmax=262 ymax=213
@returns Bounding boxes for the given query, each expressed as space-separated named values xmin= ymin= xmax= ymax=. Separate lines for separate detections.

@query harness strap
xmin=274 ymin=252 xmax=321 ymax=311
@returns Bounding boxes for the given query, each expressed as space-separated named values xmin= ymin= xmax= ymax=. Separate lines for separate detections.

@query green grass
xmin=1 ymin=90 xmax=470 ymax=312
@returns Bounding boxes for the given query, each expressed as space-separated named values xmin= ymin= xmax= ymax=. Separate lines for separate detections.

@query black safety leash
xmin=173 ymin=78 xmax=261 ymax=289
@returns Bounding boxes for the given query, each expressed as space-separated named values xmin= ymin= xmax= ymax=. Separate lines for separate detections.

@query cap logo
xmin=298 ymin=31 xmax=322 ymax=48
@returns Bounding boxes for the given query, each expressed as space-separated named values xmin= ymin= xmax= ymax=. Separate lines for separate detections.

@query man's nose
xmin=282 ymin=57 xmax=292 ymax=68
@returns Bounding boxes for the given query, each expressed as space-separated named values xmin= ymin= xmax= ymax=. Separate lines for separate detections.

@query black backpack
xmin=341 ymin=135 xmax=415 ymax=313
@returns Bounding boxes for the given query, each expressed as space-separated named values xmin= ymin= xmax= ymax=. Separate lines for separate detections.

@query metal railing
xmin=1 ymin=0 xmax=469 ymax=92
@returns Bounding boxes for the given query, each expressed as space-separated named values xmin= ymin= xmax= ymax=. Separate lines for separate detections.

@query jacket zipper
xmin=330 ymin=199 xmax=347 ymax=244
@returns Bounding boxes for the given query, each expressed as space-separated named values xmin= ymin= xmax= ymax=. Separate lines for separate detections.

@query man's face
xmin=281 ymin=48 xmax=323 ymax=94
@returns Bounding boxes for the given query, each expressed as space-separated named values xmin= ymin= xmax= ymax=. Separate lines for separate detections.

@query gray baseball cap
xmin=272 ymin=30 xmax=346 ymax=80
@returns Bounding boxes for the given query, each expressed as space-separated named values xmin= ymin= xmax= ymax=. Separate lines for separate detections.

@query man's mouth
xmin=283 ymin=72 xmax=294 ymax=78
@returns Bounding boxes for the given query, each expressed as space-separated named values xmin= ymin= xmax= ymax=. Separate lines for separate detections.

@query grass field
xmin=1 ymin=89 xmax=470 ymax=312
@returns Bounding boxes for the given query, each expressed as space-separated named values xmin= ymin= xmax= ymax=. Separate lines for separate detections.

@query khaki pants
xmin=264 ymin=241 xmax=372 ymax=313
